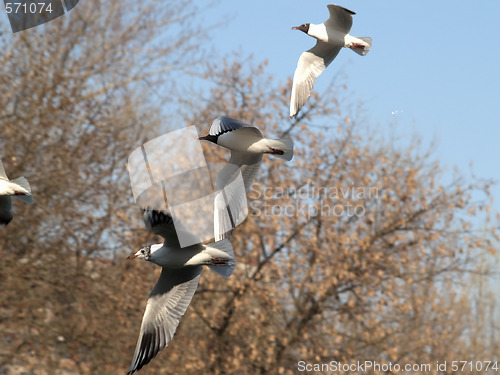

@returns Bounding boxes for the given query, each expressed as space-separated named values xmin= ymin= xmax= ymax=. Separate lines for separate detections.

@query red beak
xmin=127 ymin=253 xmax=139 ymax=259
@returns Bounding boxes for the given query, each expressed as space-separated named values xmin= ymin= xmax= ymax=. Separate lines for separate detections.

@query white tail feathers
xmin=268 ymin=137 xmax=294 ymax=161
xmin=11 ymin=177 xmax=34 ymax=204
xmin=348 ymin=37 xmax=372 ymax=56
xmin=204 ymin=238 xmax=236 ymax=277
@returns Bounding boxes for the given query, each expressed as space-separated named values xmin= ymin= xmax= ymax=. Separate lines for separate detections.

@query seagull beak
xmin=292 ymin=26 xmax=300 ymax=30
xmin=127 ymin=253 xmax=139 ymax=259
xmin=198 ymin=135 xmax=208 ymax=141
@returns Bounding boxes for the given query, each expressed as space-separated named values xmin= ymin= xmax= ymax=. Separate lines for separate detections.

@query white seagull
xmin=290 ymin=4 xmax=372 ymax=118
xmin=127 ymin=209 xmax=235 ymax=374
xmin=0 ymin=159 xmax=34 ymax=225
xmin=199 ymin=116 xmax=294 ymax=239
xmin=199 ymin=116 xmax=294 ymax=191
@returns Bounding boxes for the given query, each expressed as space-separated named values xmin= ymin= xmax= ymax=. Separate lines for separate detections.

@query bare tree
xmin=0 ymin=0 xmax=210 ymax=373
xmin=0 ymin=6 xmax=499 ymax=374
xmin=174 ymin=59 xmax=500 ymax=375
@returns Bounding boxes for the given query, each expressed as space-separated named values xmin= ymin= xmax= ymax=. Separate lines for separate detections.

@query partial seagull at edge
xmin=0 ymin=159 xmax=34 ymax=225
xmin=126 ymin=208 xmax=235 ymax=374
xmin=290 ymin=4 xmax=372 ymax=118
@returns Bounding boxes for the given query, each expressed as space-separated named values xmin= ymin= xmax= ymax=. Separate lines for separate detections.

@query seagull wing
xmin=11 ymin=177 xmax=34 ymax=204
xmin=0 ymin=160 xmax=8 ymax=181
xmin=325 ymin=4 xmax=354 ymax=33
xmin=209 ymin=116 xmax=262 ymax=138
xmin=290 ymin=41 xmax=342 ymax=118
xmin=0 ymin=161 xmax=34 ymax=204
xmin=213 ymin=152 xmax=261 ymax=240
xmin=144 ymin=209 xmax=201 ymax=248
xmin=127 ymin=266 xmax=202 ymax=374
xmin=230 ymin=152 xmax=262 ymax=192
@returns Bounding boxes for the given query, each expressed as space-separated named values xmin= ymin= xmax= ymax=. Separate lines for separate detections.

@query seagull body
xmin=290 ymin=4 xmax=372 ymax=118
xmin=199 ymin=116 xmax=294 ymax=191
xmin=127 ymin=209 xmax=235 ymax=374
xmin=0 ymin=159 xmax=34 ymax=225
xmin=199 ymin=116 xmax=294 ymax=239
xmin=200 ymin=116 xmax=294 ymax=161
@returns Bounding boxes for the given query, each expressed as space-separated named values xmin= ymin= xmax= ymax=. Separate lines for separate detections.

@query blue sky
xmin=202 ymin=0 xmax=500 ymax=211
xmin=1 ymin=1 xmax=498 ymax=209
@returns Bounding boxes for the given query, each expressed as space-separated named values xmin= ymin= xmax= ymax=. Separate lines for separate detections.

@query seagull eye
xmin=141 ymin=249 xmax=145 ymax=254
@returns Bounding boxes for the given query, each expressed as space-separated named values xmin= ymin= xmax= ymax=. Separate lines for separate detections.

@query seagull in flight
xmin=126 ymin=209 xmax=235 ymax=374
xmin=0 ymin=159 xmax=34 ymax=225
xmin=290 ymin=4 xmax=372 ymax=118
xmin=199 ymin=116 xmax=294 ymax=239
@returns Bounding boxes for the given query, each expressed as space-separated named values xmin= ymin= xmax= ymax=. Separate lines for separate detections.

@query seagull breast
xmin=149 ymin=244 xmax=206 ymax=269
xmin=217 ymin=127 xmax=264 ymax=153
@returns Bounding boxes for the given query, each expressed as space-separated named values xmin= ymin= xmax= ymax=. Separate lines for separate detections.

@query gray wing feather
xmin=213 ymin=152 xmax=260 ymax=240
xmin=209 ymin=116 xmax=250 ymax=135
xmin=209 ymin=116 xmax=262 ymax=137
xmin=325 ymin=4 xmax=354 ymax=33
xmin=232 ymin=153 xmax=262 ymax=192
xmin=128 ymin=266 xmax=202 ymax=374
xmin=144 ymin=209 xmax=201 ymax=248
xmin=11 ymin=177 xmax=34 ymax=204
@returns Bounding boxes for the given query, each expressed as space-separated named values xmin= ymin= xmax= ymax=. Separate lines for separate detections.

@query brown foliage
xmin=1 ymin=2 xmax=499 ymax=375
xmin=179 ymin=60 xmax=500 ymax=375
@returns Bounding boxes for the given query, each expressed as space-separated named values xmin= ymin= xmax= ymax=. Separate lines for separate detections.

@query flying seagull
xmin=290 ymin=4 xmax=372 ymax=118
xmin=0 ymin=159 xmax=34 ymax=225
xmin=199 ymin=116 xmax=294 ymax=239
xmin=127 ymin=209 xmax=235 ymax=374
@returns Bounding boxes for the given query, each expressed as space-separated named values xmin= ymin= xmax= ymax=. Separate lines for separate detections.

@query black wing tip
xmin=127 ymin=361 xmax=148 ymax=375
xmin=210 ymin=116 xmax=252 ymax=137
xmin=144 ymin=208 xmax=173 ymax=227
xmin=329 ymin=4 xmax=356 ymax=15
xmin=210 ymin=116 xmax=236 ymax=137
xmin=127 ymin=332 xmax=161 ymax=374
xmin=127 ymin=362 xmax=140 ymax=374
xmin=127 ymin=360 xmax=145 ymax=374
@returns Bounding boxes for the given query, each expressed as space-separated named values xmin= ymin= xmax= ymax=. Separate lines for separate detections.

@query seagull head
xmin=292 ymin=23 xmax=310 ymax=34
xmin=127 ymin=244 xmax=162 ymax=261
xmin=198 ymin=134 xmax=218 ymax=144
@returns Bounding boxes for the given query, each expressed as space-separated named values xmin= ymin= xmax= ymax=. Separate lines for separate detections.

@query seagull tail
xmin=267 ymin=137 xmax=294 ymax=161
xmin=11 ymin=177 xmax=34 ymax=204
xmin=348 ymin=36 xmax=372 ymax=56
xmin=205 ymin=238 xmax=236 ymax=278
